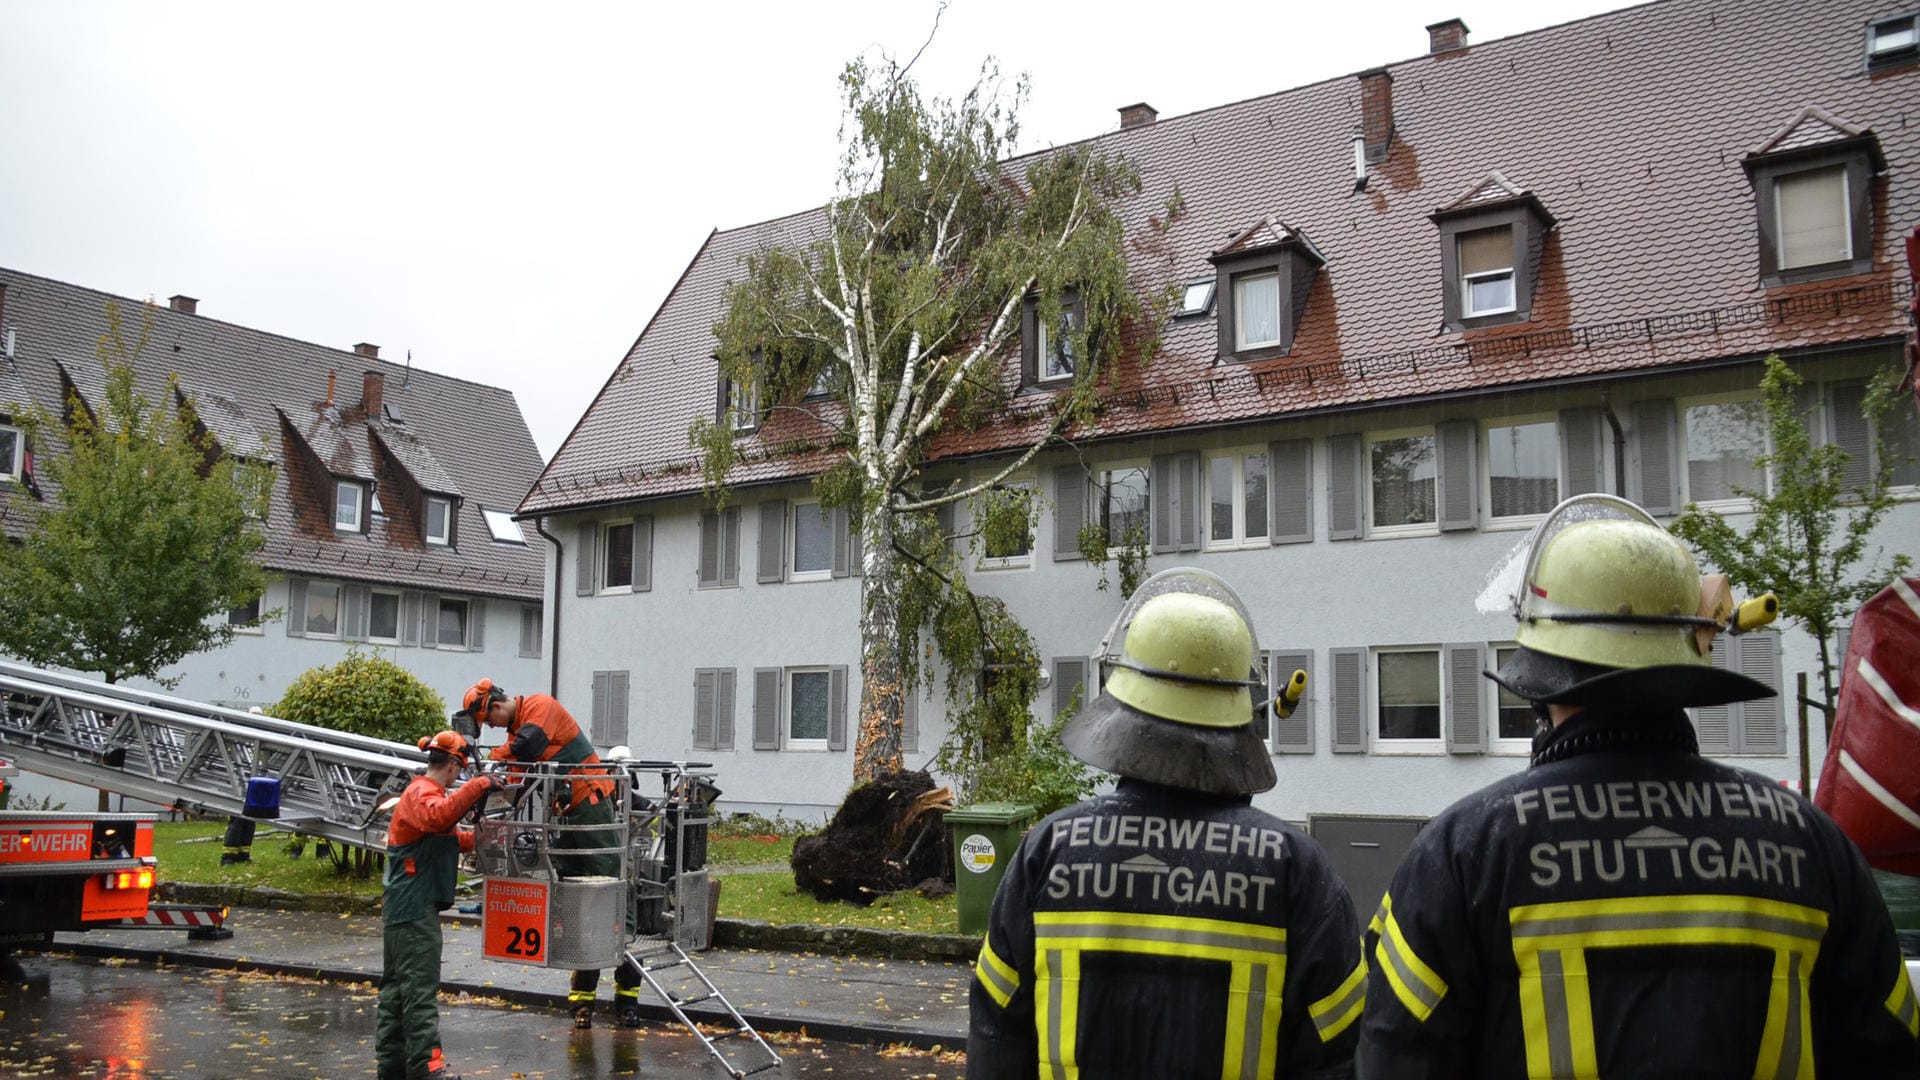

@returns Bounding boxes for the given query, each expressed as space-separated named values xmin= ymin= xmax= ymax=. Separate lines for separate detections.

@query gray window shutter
xmin=420 ymin=593 xmax=440 ymax=649
xmin=717 ymin=668 xmax=736 ymax=750
xmin=286 ymin=577 xmax=307 ymax=637
xmin=1631 ymin=399 xmax=1678 ymax=516
xmin=401 ymin=591 xmax=422 ymax=646
xmin=849 ymin=511 xmax=864 ymax=577
xmin=1737 ymin=634 xmax=1784 ymax=754
xmin=1828 ymin=382 xmax=1872 ymax=490
xmin=699 ymin=511 xmax=720 ymax=585
xmin=591 ymin=671 xmax=611 ymax=745
xmin=752 ymin=668 xmax=781 ymax=750
xmin=831 ymin=506 xmax=853 ymax=578
xmin=1269 ymin=439 xmax=1313 ymax=545
xmin=758 ymin=500 xmax=787 ymax=584
xmin=828 ymin=665 xmax=849 ymax=752
xmin=610 ymin=670 xmax=629 ymax=745
xmin=342 ymin=585 xmax=368 ymax=641
xmin=1693 ymin=637 xmax=1734 ymax=754
xmin=1330 ymin=647 xmax=1368 ymax=753
xmin=519 ymin=606 xmax=541 ymax=658
xmin=1559 ymin=408 xmax=1605 ymax=497
xmin=1794 ymin=381 xmax=1826 ymax=447
xmin=1053 ymin=465 xmax=1086 ymax=561
xmin=1436 ymin=420 xmax=1479 ymax=532
xmin=694 ymin=669 xmax=716 ymax=749
xmin=1327 ymin=434 xmax=1364 ymax=540
xmin=901 ymin=682 xmax=919 ymax=753
xmin=721 ymin=507 xmax=740 ymax=586
xmin=469 ymin=597 xmax=486 ymax=652
xmin=1052 ymin=656 xmax=1089 ymax=721
xmin=1151 ymin=452 xmax=1201 ymax=553
xmin=1837 ymin=625 xmax=1853 ymax=670
xmin=576 ymin=521 xmax=596 ymax=596
xmin=1269 ymin=649 xmax=1315 ymax=754
xmin=1444 ymin=642 xmax=1487 ymax=754
xmin=633 ymin=516 xmax=653 ymax=592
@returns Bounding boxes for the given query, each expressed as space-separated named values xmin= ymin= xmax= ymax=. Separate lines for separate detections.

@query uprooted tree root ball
xmin=791 ymin=770 xmax=956 ymax=905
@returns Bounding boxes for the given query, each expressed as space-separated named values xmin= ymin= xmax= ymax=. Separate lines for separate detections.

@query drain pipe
xmin=1599 ymin=386 xmax=1628 ymax=497
xmin=535 ymin=516 xmax=563 ymax=696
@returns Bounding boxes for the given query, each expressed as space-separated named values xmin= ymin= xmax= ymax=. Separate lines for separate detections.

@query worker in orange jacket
xmin=376 ymin=731 xmax=492 ymax=1080
xmin=457 ymin=678 xmax=639 ymax=1030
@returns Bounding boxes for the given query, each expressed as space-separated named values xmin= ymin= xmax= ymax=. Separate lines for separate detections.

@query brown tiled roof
xmin=524 ymin=0 xmax=1919 ymax=515
xmin=0 ymin=268 xmax=545 ymax=600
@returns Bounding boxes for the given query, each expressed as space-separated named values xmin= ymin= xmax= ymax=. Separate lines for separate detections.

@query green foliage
xmin=0 ymin=301 xmax=273 ymax=685
xmin=271 ymin=646 xmax=447 ymax=745
xmin=1077 ymin=518 xmax=1151 ymax=597
xmin=1671 ymin=355 xmax=1914 ymax=710
xmin=5 ymin=792 xmax=68 ymax=812
xmin=970 ymin=693 xmax=1103 ymax=817
xmin=978 ymin=484 xmax=1034 ymax=560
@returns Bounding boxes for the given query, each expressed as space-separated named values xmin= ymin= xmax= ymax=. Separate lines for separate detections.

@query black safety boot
xmin=571 ymin=1002 xmax=594 ymax=1029
xmin=617 ymin=1002 xmax=643 ymax=1028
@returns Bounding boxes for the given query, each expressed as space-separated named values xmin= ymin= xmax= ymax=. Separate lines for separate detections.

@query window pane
xmin=604 ymin=522 xmax=635 ymax=587
xmin=1235 ymin=273 xmax=1280 ymax=348
xmin=305 ymin=585 xmax=340 ymax=636
xmin=1458 ymin=227 xmax=1513 ymax=275
xmin=1209 ymin=457 xmax=1235 ymax=542
xmin=1045 ymin=312 xmax=1077 ymax=379
xmin=1777 ymin=167 xmax=1849 ymax=269
xmin=426 ymin=498 xmax=449 ymax=541
xmin=1371 ymin=435 xmax=1436 ymax=527
xmin=1495 ymin=647 xmax=1537 ymax=740
xmin=1873 ymin=18 xmax=1917 ymax=52
xmin=793 ymin=503 xmax=832 ymax=574
xmin=1685 ymin=400 xmax=1767 ymax=501
xmin=1488 ymin=421 xmax=1559 ymax=517
xmin=1466 ymin=272 xmax=1515 ymax=315
xmin=369 ymin=592 xmax=400 ymax=640
xmin=1180 ymin=280 xmax=1215 ymax=315
xmin=228 ymin=597 xmax=260 ymax=625
xmin=1378 ymin=651 xmax=1441 ymax=740
xmin=1244 ymin=453 xmax=1268 ymax=539
xmin=334 ymin=483 xmax=360 ymax=529
xmin=790 ymin=671 xmax=830 ymax=741
xmin=0 ymin=427 xmax=18 ymax=476
xmin=984 ymin=483 xmax=1034 ymax=559
xmin=483 ymin=508 xmax=525 ymax=544
xmin=1886 ymin=403 xmax=1920 ymax=487
xmin=437 ymin=600 xmax=467 ymax=647
xmin=1101 ymin=467 xmax=1150 ymax=543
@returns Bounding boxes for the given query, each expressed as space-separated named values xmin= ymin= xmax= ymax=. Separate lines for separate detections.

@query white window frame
xmin=1366 ymin=428 xmax=1440 ymax=539
xmin=1094 ymin=461 xmax=1152 ymax=546
xmin=483 ymin=507 xmax=526 ymax=545
xmin=424 ymin=496 xmax=452 ymax=546
xmin=1203 ymin=447 xmax=1270 ymax=550
xmin=729 ymin=378 xmax=760 ymax=433
xmin=333 ymin=480 xmax=365 ymax=533
xmin=1175 ymin=278 xmax=1216 ymax=319
xmin=1869 ymin=12 xmax=1919 ymax=60
xmin=785 ymin=666 xmax=832 ymax=750
xmin=1482 ymin=415 xmax=1561 ymax=530
xmin=1774 ymin=165 xmax=1851 ymax=271
xmin=1371 ymin=646 xmax=1445 ymax=755
xmin=1036 ymin=310 xmax=1077 ymax=384
xmin=1489 ymin=643 xmax=1538 ymax=755
xmin=1458 ymin=226 xmax=1517 ymax=317
xmin=789 ymin=500 xmax=834 ymax=582
xmin=0 ymin=423 xmax=22 ymax=480
xmin=367 ymin=588 xmax=403 ymax=645
xmin=1679 ymin=393 xmax=1770 ymax=510
xmin=600 ymin=519 xmax=636 ymax=594
xmin=227 ymin=596 xmax=264 ymax=636
xmin=976 ymin=476 xmax=1037 ymax=571
xmin=1233 ymin=271 xmax=1282 ymax=350
xmin=436 ymin=596 xmax=471 ymax=650
xmin=304 ymin=581 xmax=343 ymax=639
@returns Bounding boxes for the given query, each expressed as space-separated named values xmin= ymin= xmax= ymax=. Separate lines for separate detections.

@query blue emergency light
xmin=242 ymin=776 xmax=282 ymax=819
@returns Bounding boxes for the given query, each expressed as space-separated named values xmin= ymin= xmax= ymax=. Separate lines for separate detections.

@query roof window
xmin=1174 ymin=279 xmax=1216 ymax=318
xmin=484 ymin=507 xmax=526 ymax=545
xmin=1867 ymin=12 xmax=1919 ymax=68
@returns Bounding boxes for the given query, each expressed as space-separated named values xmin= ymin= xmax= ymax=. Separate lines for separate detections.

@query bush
xmin=270 ymin=646 xmax=446 ymax=745
xmin=969 ymin=694 xmax=1103 ymax=818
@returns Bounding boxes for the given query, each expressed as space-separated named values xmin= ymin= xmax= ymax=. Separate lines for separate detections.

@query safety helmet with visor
xmin=418 ymin=730 xmax=473 ymax=769
xmin=454 ymin=678 xmax=506 ymax=733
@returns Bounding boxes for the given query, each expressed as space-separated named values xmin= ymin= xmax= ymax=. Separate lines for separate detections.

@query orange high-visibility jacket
xmin=486 ymin=694 xmax=613 ymax=810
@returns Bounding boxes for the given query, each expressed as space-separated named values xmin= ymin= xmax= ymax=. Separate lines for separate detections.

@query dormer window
xmin=1021 ymin=290 xmax=1083 ymax=387
xmin=1430 ymin=172 xmax=1554 ymax=332
xmin=425 ymin=495 xmax=453 ymax=546
xmin=1743 ymin=108 xmax=1882 ymax=287
xmin=1458 ymin=226 xmax=1517 ymax=316
xmin=1867 ymin=12 xmax=1919 ymax=69
xmin=1233 ymin=273 xmax=1282 ymax=349
xmin=1208 ymin=220 xmax=1324 ymax=363
xmin=333 ymin=480 xmax=366 ymax=533
xmin=717 ymin=373 xmax=760 ymax=435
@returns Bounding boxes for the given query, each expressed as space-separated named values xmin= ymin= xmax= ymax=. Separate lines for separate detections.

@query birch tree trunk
xmin=853 ymin=505 xmax=906 ymax=780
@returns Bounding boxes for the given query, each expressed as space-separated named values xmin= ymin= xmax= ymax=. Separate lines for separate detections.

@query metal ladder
xmin=628 ymin=938 xmax=782 ymax=1078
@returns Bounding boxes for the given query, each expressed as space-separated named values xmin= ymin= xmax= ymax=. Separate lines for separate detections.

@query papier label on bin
xmin=960 ymin=833 xmax=997 ymax=873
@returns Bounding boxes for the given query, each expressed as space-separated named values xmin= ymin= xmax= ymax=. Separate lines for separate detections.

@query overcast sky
xmin=1 ymin=0 xmax=1634 ymax=462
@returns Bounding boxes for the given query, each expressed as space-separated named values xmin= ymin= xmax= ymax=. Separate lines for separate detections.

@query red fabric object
xmin=1814 ymin=577 xmax=1920 ymax=875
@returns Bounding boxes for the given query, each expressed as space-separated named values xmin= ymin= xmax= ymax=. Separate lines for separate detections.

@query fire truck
xmin=0 ymin=754 xmax=165 ymax=950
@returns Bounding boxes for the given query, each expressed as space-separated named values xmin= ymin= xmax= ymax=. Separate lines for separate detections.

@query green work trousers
xmin=555 ymin=793 xmax=635 ymax=1001
xmin=375 ymin=913 xmax=445 ymax=1080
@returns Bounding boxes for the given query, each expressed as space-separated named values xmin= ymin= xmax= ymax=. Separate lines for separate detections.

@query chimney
xmin=168 ymin=294 xmax=198 ymax=315
xmin=1119 ymin=102 xmax=1158 ymax=130
xmin=1358 ymin=68 xmax=1394 ymax=163
xmin=353 ymin=342 xmax=380 ymax=359
xmin=1426 ymin=18 xmax=1469 ymax=53
xmin=363 ymin=370 xmax=385 ymax=418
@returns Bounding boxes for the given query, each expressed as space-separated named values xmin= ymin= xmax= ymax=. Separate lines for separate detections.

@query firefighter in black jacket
xmin=969 ymin=568 xmax=1365 ymax=1079
xmin=1357 ymin=494 xmax=1920 ymax=1078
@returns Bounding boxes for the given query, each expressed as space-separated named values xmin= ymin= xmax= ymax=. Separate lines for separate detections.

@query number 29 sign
xmin=482 ymin=878 xmax=551 ymax=965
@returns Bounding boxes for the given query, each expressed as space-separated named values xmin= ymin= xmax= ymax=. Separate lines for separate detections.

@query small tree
xmin=271 ymin=646 xmax=447 ymax=746
xmin=0 ymin=301 xmax=272 ymax=686
xmin=1671 ymin=354 xmax=1913 ymax=716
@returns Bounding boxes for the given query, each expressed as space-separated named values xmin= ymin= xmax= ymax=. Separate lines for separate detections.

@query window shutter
xmin=1693 ymin=637 xmax=1734 ymax=754
xmin=469 ymin=597 xmax=486 ymax=652
xmin=1151 ymin=452 xmax=1201 ymax=553
xmin=849 ymin=511 xmax=864 ymax=577
xmin=753 ymin=668 xmax=781 ymax=750
xmin=1827 ymin=382 xmax=1873 ymax=490
xmin=758 ymin=500 xmax=787 ymax=584
xmin=1559 ymin=408 xmax=1605 ymax=497
xmin=694 ymin=669 xmax=717 ymax=749
xmin=716 ymin=668 xmax=736 ymax=750
xmin=1330 ymin=647 xmax=1368 ymax=753
xmin=1793 ymin=382 xmax=1826 ymax=447
xmin=1269 ymin=649 xmax=1315 ymax=754
xmin=721 ymin=507 xmax=740 ymax=586
xmin=591 ymin=671 xmax=611 ymax=745
xmin=1436 ymin=420 xmax=1479 ymax=531
xmin=1327 ymin=434 xmax=1364 ymax=540
xmin=934 ymin=500 xmax=956 ymax=552
xmin=1631 ymin=400 xmax=1678 ymax=515
xmin=901 ymin=682 xmax=919 ymax=753
xmin=420 ymin=593 xmax=440 ymax=649
xmin=1053 ymin=465 xmax=1087 ymax=560
xmin=401 ymin=591 xmax=422 ymax=646
xmin=342 ymin=585 xmax=368 ymax=641
xmin=1268 ymin=439 xmax=1313 ymax=545
xmin=576 ymin=521 xmax=596 ymax=595
xmin=828 ymin=665 xmax=849 ymax=752
xmin=1837 ymin=625 xmax=1853 ymax=674
xmin=1444 ymin=642 xmax=1487 ymax=753
xmin=632 ymin=516 xmax=653 ymax=592
xmin=286 ymin=577 xmax=307 ymax=637
xmin=1737 ymin=634 xmax=1784 ymax=754
xmin=610 ymin=670 xmax=629 ymax=746
xmin=519 ymin=606 xmax=540 ymax=658
xmin=1052 ymin=656 xmax=1089 ymax=720
xmin=831 ymin=506 xmax=853 ymax=578
xmin=699 ymin=511 xmax=720 ymax=585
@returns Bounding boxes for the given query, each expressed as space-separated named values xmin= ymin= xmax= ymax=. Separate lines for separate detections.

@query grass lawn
xmin=151 ymin=820 xmax=962 ymax=934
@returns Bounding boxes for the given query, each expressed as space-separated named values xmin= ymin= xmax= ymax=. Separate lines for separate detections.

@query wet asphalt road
xmin=0 ymin=954 xmax=965 ymax=1079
